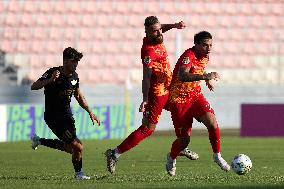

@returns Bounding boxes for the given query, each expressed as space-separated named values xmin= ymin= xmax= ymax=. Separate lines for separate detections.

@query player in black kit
xmin=30 ymin=47 xmax=100 ymax=180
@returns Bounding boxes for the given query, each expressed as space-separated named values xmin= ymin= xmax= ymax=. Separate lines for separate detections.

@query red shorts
xmin=143 ymin=93 xmax=169 ymax=124
xmin=170 ymin=94 xmax=214 ymax=137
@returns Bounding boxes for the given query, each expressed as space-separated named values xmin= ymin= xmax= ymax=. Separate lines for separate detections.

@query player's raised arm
xmin=31 ymin=70 xmax=60 ymax=90
xmin=178 ymin=66 xmax=220 ymax=82
xmin=161 ymin=21 xmax=186 ymax=33
xmin=74 ymin=88 xmax=100 ymax=126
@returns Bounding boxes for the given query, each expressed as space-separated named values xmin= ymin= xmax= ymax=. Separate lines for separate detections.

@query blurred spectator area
xmin=0 ymin=0 xmax=283 ymax=86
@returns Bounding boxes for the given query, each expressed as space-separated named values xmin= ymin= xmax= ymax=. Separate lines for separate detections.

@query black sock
xmin=39 ymin=138 xmax=65 ymax=151
xmin=72 ymin=159 xmax=82 ymax=173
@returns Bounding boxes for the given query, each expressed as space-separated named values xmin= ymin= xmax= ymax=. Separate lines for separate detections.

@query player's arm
xmin=139 ymin=66 xmax=152 ymax=112
xmin=204 ymin=71 xmax=215 ymax=91
xmin=74 ymin=88 xmax=100 ymax=126
xmin=31 ymin=70 xmax=59 ymax=90
xmin=161 ymin=21 xmax=186 ymax=33
xmin=178 ymin=66 xmax=220 ymax=82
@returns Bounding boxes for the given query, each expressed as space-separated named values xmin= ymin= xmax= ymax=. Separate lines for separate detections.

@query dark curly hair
xmin=194 ymin=31 xmax=212 ymax=44
xmin=63 ymin=47 xmax=83 ymax=61
xmin=144 ymin=16 xmax=159 ymax=27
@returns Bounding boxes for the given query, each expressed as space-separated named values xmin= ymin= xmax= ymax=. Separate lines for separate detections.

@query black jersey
xmin=39 ymin=66 xmax=79 ymax=115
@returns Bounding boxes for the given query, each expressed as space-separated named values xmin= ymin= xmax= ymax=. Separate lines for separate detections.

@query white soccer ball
xmin=231 ymin=154 xmax=252 ymax=175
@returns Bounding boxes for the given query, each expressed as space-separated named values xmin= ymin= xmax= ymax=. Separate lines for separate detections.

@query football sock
xmin=39 ymin=138 xmax=66 ymax=152
xmin=72 ymin=158 xmax=82 ymax=173
xmin=113 ymin=148 xmax=121 ymax=159
xmin=170 ymin=139 xmax=184 ymax=160
xmin=117 ymin=125 xmax=154 ymax=154
xmin=207 ymin=126 xmax=221 ymax=153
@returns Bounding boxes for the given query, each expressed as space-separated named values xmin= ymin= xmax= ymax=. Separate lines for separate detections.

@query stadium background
xmin=0 ymin=0 xmax=283 ymax=142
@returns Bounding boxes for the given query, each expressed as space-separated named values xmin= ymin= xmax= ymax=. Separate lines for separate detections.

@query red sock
xmin=207 ymin=126 xmax=221 ymax=153
xmin=170 ymin=139 xmax=184 ymax=160
xmin=117 ymin=125 xmax=154 ymax=154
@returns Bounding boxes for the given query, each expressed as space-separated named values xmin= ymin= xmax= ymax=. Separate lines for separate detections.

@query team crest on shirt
xmin=71 ymin=79 xmax=77 ymax=85
xmin=143 ymin=56 xmax=151 ymax=64
xmin=182 ymin=57 xmax=190 ymax=64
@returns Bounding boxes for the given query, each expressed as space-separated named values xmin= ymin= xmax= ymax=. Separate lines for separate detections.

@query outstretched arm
xmin=178 ymin=66 xmax=220 ymax=82
xmin=161 ymin=21 xmax=186 ymax=33
xmin=74 ymin=88 xmax=100 ymax=126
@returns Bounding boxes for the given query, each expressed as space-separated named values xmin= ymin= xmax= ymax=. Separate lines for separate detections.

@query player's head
xmin=194 ymin=31 xmax=212 ymax=57
xmin=63 ymin=47 xmax=83 ymax=73
xmin=144 ymin=16 xmax=163 ymax=44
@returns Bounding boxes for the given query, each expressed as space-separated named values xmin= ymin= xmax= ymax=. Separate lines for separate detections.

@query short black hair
xmin=194 ymin=31 xmax=212 ymax=44
xmin=144 ymin=16 xmax=159 ymax=27
xmin=63 ymin=47 xmax=83 ymax=61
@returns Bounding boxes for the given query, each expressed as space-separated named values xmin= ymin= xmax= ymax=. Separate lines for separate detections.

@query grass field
xmin=0 ymin=132 xmax=283 ymax=189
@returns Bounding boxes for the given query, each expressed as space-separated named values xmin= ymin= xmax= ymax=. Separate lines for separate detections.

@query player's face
xmin=195 ymin=38 xmax=212 ymax=57
xmin=146 ymin=22 xmax=163 ymax=44
xmin=63 ymin=59 xmax=78 ymax=73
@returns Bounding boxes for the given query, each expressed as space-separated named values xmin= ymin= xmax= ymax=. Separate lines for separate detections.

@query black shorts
xmin=44 ymin=112 xmax=77 ymax=144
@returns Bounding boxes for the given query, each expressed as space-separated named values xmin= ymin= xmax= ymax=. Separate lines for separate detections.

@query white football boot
xmin=213 ymin=153 xmax=231 ymax=171
xmin=31 ymin=134 xmax=41 ymax=150
xmin=166 ymin=153 xmax=176 ymax=176
xmin=74 ymin=171 xmax=91 ymax=180
xmin=179 ymin=148 xmax=199 ymax=160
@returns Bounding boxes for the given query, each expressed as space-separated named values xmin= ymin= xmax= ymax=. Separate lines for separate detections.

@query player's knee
xmin=142 ymin=118 xmax=156 ymax=131
xmin=147 ymin=123 xmax=156 ymax=131
xmin=71 ymin=142 xmax=83 ymax=154
xmin=205 ymin=116 xmax=217 ymax=129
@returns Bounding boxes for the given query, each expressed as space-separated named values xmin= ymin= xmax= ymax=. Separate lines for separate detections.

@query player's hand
xmin=139 ymin=101 xmax=147 ymax=112
xmin=50 ymin=70 xmax=60 ymax=82
xmin=205 ymin=80 xmax=214 ymax=91
xmin=175 ymin=21 xmax=186 ymax=29
xmin=204 ymin=72 xmax=220 ymax=81
xmin=89 ymin=112 xmax=101 ymax=126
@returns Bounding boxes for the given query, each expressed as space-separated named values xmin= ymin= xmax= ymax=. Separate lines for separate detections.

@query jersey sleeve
xmin=38 ymin=68 xmax=53 ymax=81
xmin=141 ymin=48 xmax=156 ymax=68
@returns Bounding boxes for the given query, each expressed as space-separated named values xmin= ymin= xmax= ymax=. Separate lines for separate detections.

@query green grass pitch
xmin=0 ymin=132 xmax=283 ymax=189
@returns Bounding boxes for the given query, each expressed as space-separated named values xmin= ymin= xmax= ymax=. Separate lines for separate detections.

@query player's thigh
xmin=192 ymin=95 xmax=215 ymax=123
xmin=144 ymin=94 xmax=168 ymax=125
xmin=45 ymin=114 xmax=77 ymax=144
xmin=171 ymin=103 xmax=193 ymax=138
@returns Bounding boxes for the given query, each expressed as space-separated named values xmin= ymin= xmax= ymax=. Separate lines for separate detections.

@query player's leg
xmin=195 ymin=96 xmax=230 ymax=171
xmin=31 ymin=115 xmax=72 ymax=153
xmin=105 ymin=95 xmax=165 ymax=174
xmin=166 ymin=103 xmax=193 ymax=176
xmin=68 ymin=137 xmax=90 ymax=180
xmin=105 ymin=117 xmax=156 ymax=174
xmin=32 ymin=136 xmax=72 ymax=154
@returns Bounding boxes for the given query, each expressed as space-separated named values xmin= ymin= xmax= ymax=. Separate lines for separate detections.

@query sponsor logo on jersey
xmin=182 ymin=57 xmax=190 ymax=64
xmin=143 ymin=56 xmax=151 ymax=64
xmin=71 ymin=79 xmax=77 ymax=85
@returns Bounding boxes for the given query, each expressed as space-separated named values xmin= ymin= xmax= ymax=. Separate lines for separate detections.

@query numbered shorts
xmin=143 ymin=93 xmax=169 ymax=125
xmin=44 ymin=113 xmax=77 ymax=143
xmin=170 ymin=94 xmax=215 ymax=138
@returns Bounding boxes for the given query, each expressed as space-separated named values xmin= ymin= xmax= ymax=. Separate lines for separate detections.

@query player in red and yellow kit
xmin=105 ymin=16 xmax=198 ymax=174
xmin=165 ymin=31 xmax=230 ymax=176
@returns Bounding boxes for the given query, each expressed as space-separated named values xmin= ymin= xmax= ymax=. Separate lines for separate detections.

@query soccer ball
xmin=231 ymin=154 xmax=252 ymax=175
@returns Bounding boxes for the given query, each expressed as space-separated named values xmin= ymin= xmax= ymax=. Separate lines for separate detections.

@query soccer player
xmin=105 ymin=16 xmax=199 ymax=174
xmin=30 ymin=47 xmax=100 ymax=180
xmin=165 ymin=31 xmax=230 ymax=176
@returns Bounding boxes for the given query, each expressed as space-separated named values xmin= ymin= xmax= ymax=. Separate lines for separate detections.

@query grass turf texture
xmin=0 ymin=131 xmax=283 ymax=189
